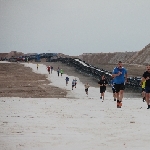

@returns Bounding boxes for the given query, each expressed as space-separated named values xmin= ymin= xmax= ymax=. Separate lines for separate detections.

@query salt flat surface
xmin=0 ymin=63 xmax=150 ymax=150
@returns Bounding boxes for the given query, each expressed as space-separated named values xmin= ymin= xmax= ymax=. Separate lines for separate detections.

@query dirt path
xmin=42 ymin=61 xmax=141 ymax=98
xmin=0 ymin=62 xmax=67 ymax=98
xmin=0 ymin=61 xmax=141 ymax=98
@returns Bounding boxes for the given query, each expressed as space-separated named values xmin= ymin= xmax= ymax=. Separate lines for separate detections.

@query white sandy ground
xmin=0 ymin=62 xmax=150 ymax=150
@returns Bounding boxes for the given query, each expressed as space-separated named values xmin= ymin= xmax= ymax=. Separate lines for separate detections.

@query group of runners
xmin=46 ymin=66 xmax=53 ymax=74
xmin=97 ymin=61 xmax=127 ymax=108
xmin=100 ymin=61 xmax=150 ymax=109
xmin=44 ymin=61 xmax=150 ymax=109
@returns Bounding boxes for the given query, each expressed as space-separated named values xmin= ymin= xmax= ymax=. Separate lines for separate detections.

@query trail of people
xmin=0 ymin=62 xmax=149 ymax=150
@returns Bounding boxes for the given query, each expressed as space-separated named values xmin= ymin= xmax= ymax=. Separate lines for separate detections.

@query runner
xmin=37 ymin=63 xmax=39 ymax=70
xmin=74 ymin=78 xmax=77 ymax=88
xmin=65 ymin=76 xmax=69 ymax=86
xmin=112 ymin=61 xmax=127 ymax=108
xmin=111 ymin=76 xmax=117 ymax=101
xmin=98 ymin=75 xmax=108 ymax=101
xmin=84 ymin=83 xmax=90 ymax=95
xmin=47 ymin=66 xmax=51 ymax=74
xmin=140 ymin=80 xmax=146 ymax=102
xmin=51 ymin=66 xmax=53 ymax=74
xmin=141 ymin=65 xmax=150 ymax=109
xmin=72 ymin=79 xmax=75 ymax=90
xmin=57 ymin=67 xmax=60 ymax=76
xmin=60 ymin=69 xmax=63 ymax=76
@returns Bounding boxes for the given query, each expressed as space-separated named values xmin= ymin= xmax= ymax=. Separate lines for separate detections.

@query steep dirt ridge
xmin=128 ymin=44 xmax=150 ymax=65
xmin=1 ymin=43 xmax=150 ymax=66
xmin=79 ymin=43 xmax=150 ymax=66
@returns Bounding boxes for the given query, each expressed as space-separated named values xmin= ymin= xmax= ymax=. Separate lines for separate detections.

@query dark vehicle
xmin=8 ymin=58 xmax=18 ymax=62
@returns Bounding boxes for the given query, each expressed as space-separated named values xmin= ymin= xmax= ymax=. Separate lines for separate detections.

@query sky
xmin=0 ymin=0 xmax=150 ymax=56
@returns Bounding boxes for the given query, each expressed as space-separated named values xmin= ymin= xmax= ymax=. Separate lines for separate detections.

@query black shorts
xmin=114 ymin=83 xmax=125 ymax=93
xmin=112 ymin=87 xmax=116 ymax=93
xmin=145 ymin=86 xmax=150 ymax=93
xmin=142 ymin=88 xmax=145 ymax=92
xmin=100 ymin=87 xmax=106 ymax=93
xmin=85 ymin=88 xmax=88 ymax=92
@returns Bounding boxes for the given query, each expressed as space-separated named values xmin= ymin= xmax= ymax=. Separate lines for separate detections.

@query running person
xmin=141 ymin=65 xmax=150 ymax=109
xmin=47 ymin=66 xmax=51 ymax=74
xmin=51 ymin=66 xmax=53 ymax=74
xmin=60 ymin=69 xmax=63 ymax=76
xmin=98 ymin=75 xmax=108 ymax=101
xmin=112 ymin=61 xmax=127 ymax=108
xmin=74 ymin=78 xmax=77 ymax=88
xmin=65 ymin=77 xmax=69 ymax=86
xmin=140 ymin=80 xmax=146 ymax=102
xmin=111 ymin=77 xmax=117 ymax=101
xmin=37 ymin=63 xmax=39 ymax=70
xmin=57 ymin=67 xmax=60 ymax=76
xmin=84 ymin=83 xmax=90 ymax=95
xmin=72 ymin=79 xmax=75 ymax=90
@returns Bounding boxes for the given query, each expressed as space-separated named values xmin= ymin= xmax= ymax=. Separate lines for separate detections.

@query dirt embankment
xmin=0 ymin=63 xmax=67 ymax=98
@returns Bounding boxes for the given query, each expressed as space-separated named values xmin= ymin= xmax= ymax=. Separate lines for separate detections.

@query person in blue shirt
xmin=65 ymin=77 xmax=69 ymax=86
xmin=112 ymin=61 xmax=127 ymax=108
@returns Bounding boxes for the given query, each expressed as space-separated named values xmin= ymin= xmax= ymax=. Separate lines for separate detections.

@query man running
xmin=141 ymin=65 xmax=150 ymax=109
xmin=111 ymin=76 xmax=117 ymax=101
xmin=112 ymin=61 xmax=127 ymax=108
xmin=140 ymin=80 xmax=146 ymax=102
xmin=74 ymin=78 xmax=77 ymax=88
xmin=72 ymin=79 xmax=75 ymax=90
xmin=98 ymin=75 xmax=108 ymax=101
xmin=47 ymin=66 xmax=51 ymax=74
xmin=84 ymin=83 xmax=90 ymax=95
xmin=57 ymin=67 xmax=60 ymax=76
xmin=60 ymin=69 xmax=63 ymax=76
xmin=37 ymin=63 xmax=39 ymax=70
xmin=65 ymin=76 xmax=69 ymax=86
xmin=51 ymin=66 xmax=53 ymax=74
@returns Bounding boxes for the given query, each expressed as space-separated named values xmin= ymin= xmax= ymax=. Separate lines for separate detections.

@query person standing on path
xmin=141 ymin=65 xmax=150 ymax=109
xmin=98 ymin=75 xmax=108 ymax=101
xmin=112 ymin=61 xmax=127 ymax=108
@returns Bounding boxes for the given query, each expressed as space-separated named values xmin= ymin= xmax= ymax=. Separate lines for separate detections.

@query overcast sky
xmin=0 ymin=0 xmax=150 ymax=56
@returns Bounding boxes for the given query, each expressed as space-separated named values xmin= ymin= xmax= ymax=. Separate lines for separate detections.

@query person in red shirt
xmin=47 ymin=66 xmax=51 ymax=74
